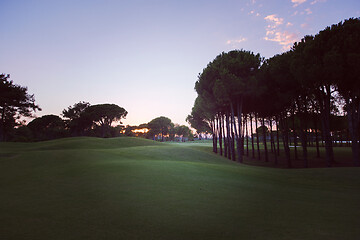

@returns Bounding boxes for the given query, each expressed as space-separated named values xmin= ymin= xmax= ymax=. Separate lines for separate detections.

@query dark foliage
xmin=0 ymin=74 xmax=41 ymax=141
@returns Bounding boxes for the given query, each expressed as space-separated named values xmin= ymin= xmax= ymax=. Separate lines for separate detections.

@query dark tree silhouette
xmin=27 ymin=114 xmax=65 ymax=141
xmin=322 ymin=18 xmax=360 ymax=165
xmin=192 ymin=50 xmax=262 ymax=162
xmin=189 ymin=18 xmax=360 ymax=168
xmin=148 ymin=116 xmax=173 ymax=142
xmin=62 ymin=101 xmax=90 ymax=136
xmin=0 ymin=74 xmax=41 ymax=141
xmin=63 ymin=101 xmax=90 ymax=120
xmin=82 ymin=104 xmax=127 ymax=138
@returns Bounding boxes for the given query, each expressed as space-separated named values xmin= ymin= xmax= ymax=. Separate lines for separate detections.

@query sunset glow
xmin=133 ymin=128 xmax=149 ymax=134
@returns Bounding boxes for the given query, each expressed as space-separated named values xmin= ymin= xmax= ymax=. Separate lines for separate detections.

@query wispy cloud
xmin=292 ymin=11 xmax=299 ymax=16
xmin=301 ymin=23 xmax=309 ymax=28
xmin=264 ymin=14 xmax=298 ymax=51
xmin=264 ymin=14 xmax=284 ymax=26
xmin=249 ymin=10 xmax=261 ymax=17
xmin=226 ymin=38 xmax=247 ymax=46
xmin=264 ymin=31 xmax=298 ymax=50
xmin=311 ymin=0 xmax=326 ymax=5
xmin=292 ymin=0 xmax=307 ymax=7
xmin=305 ymin=8 xmax=312 ymax=15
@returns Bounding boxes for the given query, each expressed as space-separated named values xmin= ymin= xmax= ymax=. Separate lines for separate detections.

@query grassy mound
xmin=0 ymin=136 xmax=162 ymax=151
xmin=1 ymin=137 xmax=360 ymax=240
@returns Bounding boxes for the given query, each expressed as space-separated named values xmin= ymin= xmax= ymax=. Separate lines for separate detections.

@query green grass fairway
xmin=1 ymin=137 xmax=360 ymax=240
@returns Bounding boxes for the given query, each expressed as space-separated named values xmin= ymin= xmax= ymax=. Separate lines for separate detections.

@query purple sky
xmin=1 ymin=0 xmax=359 ymax=126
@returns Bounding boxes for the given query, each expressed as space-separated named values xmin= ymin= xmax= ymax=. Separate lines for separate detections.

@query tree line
xmin=123 ymin=116 xmax=193 ymax=142
xmin=146 ymin=116 xmax=193 ymax=141
xmin=2 ymin=100 xmax=128 ymax=141
xmin=0 ymin=78 xmax=192 ymax=142
xmin=187 ymin=18 xmax=360 ymax=167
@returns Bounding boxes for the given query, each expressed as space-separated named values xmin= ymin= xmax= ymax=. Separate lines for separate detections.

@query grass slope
xmin=1 ymin=137 xmax=360 ymax=240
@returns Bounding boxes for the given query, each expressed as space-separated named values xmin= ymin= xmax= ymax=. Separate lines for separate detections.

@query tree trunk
xmin=339 ymin=130 xmax=343 ymax=147
xmin=211 ymin=120 xmax=217 ymax=153
xmin=275 ymin=116 xmax=280 ymax=156
xmin=250 ymin=113 xmax=255 ymax=159
xmin=214 ymin=120 xmax=218 ymax=153
xmin=222 ymin=115 xmax=228 ymax=158
xmin=255 ymin=113 xmax=261 ymax=160
xmin=226 ymin=112 xmax=232 ymax=160
xmin=292 ymin=111 xmax=298 ymax=161
xmin=280 ymin=113 xmax=292 ymax=168
xmin=217 ymin=115 xmax=223 ymax=156
xmin=245 ymin=115 xmax=249 ymax=157
xmin=269 ymin=119 xmax=274 ymax=154
xmin=230 ymin=113 xmax=236 ymax=161
xmin=313 ymin=114 xmax=321 ymax=158
xmin=241 ymin=113 xmax=245 ymax=156
xmin=262 ymin=117 xmax=269 ymax=162
xmin=230 ymin=102 xmax=241 ymax=162
xmin=210 ymin=121 xmax=214 ymax=150
xmin=269 ymin=118 xmax=277 ymax=165
xmin=234 ymin=101 xmax=243 ymax=163
xmin=300 ymin=118 xmax=308 ymax=168
xmin=298 ymin=98 xmax=309 ymax=168
xmin=346 ymin=97 xmax=360 ymax=166
xmin=319 ymin=85 xmax=334 ymax=167
xmin=0 ymin=106 xmax=5 ymax=141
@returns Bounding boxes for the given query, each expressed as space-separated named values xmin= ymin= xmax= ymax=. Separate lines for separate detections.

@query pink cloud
xmin=264 ymin=13 xmax=298 ymax=50
xmin=226 ymin=38 xmax=247 ymax=45
xmin=264 ymin=14 xmax=284 ymax=26
xmin=292 ymin=0 xmax=307 ymax=7
xmin=301 ymin=23 xmax=309 ymax=28
xmin=305 ymin=8 xmax=312 ymax=15
xmin=311 ymin=0 xmax=326 ymax=5
xmin=249 ymin=10 xmax=261 ymax=17
xmin=264 ymin=31 xmax=298 ymax=50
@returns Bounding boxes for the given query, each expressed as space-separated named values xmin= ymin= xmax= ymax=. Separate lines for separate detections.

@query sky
xmin=1 ymin=0 xmax=359 ymax=126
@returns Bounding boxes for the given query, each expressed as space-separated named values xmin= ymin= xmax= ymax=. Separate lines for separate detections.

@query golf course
xmin=1 ymin=137 xmax=359 ymax=240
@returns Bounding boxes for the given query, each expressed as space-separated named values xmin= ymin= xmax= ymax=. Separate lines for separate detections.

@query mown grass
xmin=1 ymin=137 xmax=360 ymax=240
xmin=202 ymin=139 xmax=356 ymax=168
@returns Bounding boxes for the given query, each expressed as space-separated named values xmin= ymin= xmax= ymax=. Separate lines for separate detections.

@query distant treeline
xmin=187 ymin=18 xmax=360 ymax=167
xmin=0 ymin=85 xmax=193 ymax=142
xmin=6 ymin=102 xmax=127 ymax=141
xmin=124 ymin=116 xmax=193 ymax=142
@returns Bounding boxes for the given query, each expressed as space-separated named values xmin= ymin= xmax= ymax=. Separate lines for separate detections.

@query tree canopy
xmin=188 ymin=17 xmax=360 ymax=167
xmin=62 ymin=101 xmax=91 ymax=136
xmin=0 ymin=74 xmax=41 ymax=141
xmin=27 ymin=114 xmax=65 ymax=141
xmin=62 ymin=101 xmax=90 ymax=120
xmin=147 ymin=116 xmax=173 ymax=142
xmin=81 ymin=104 xmax=128 ymax=138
